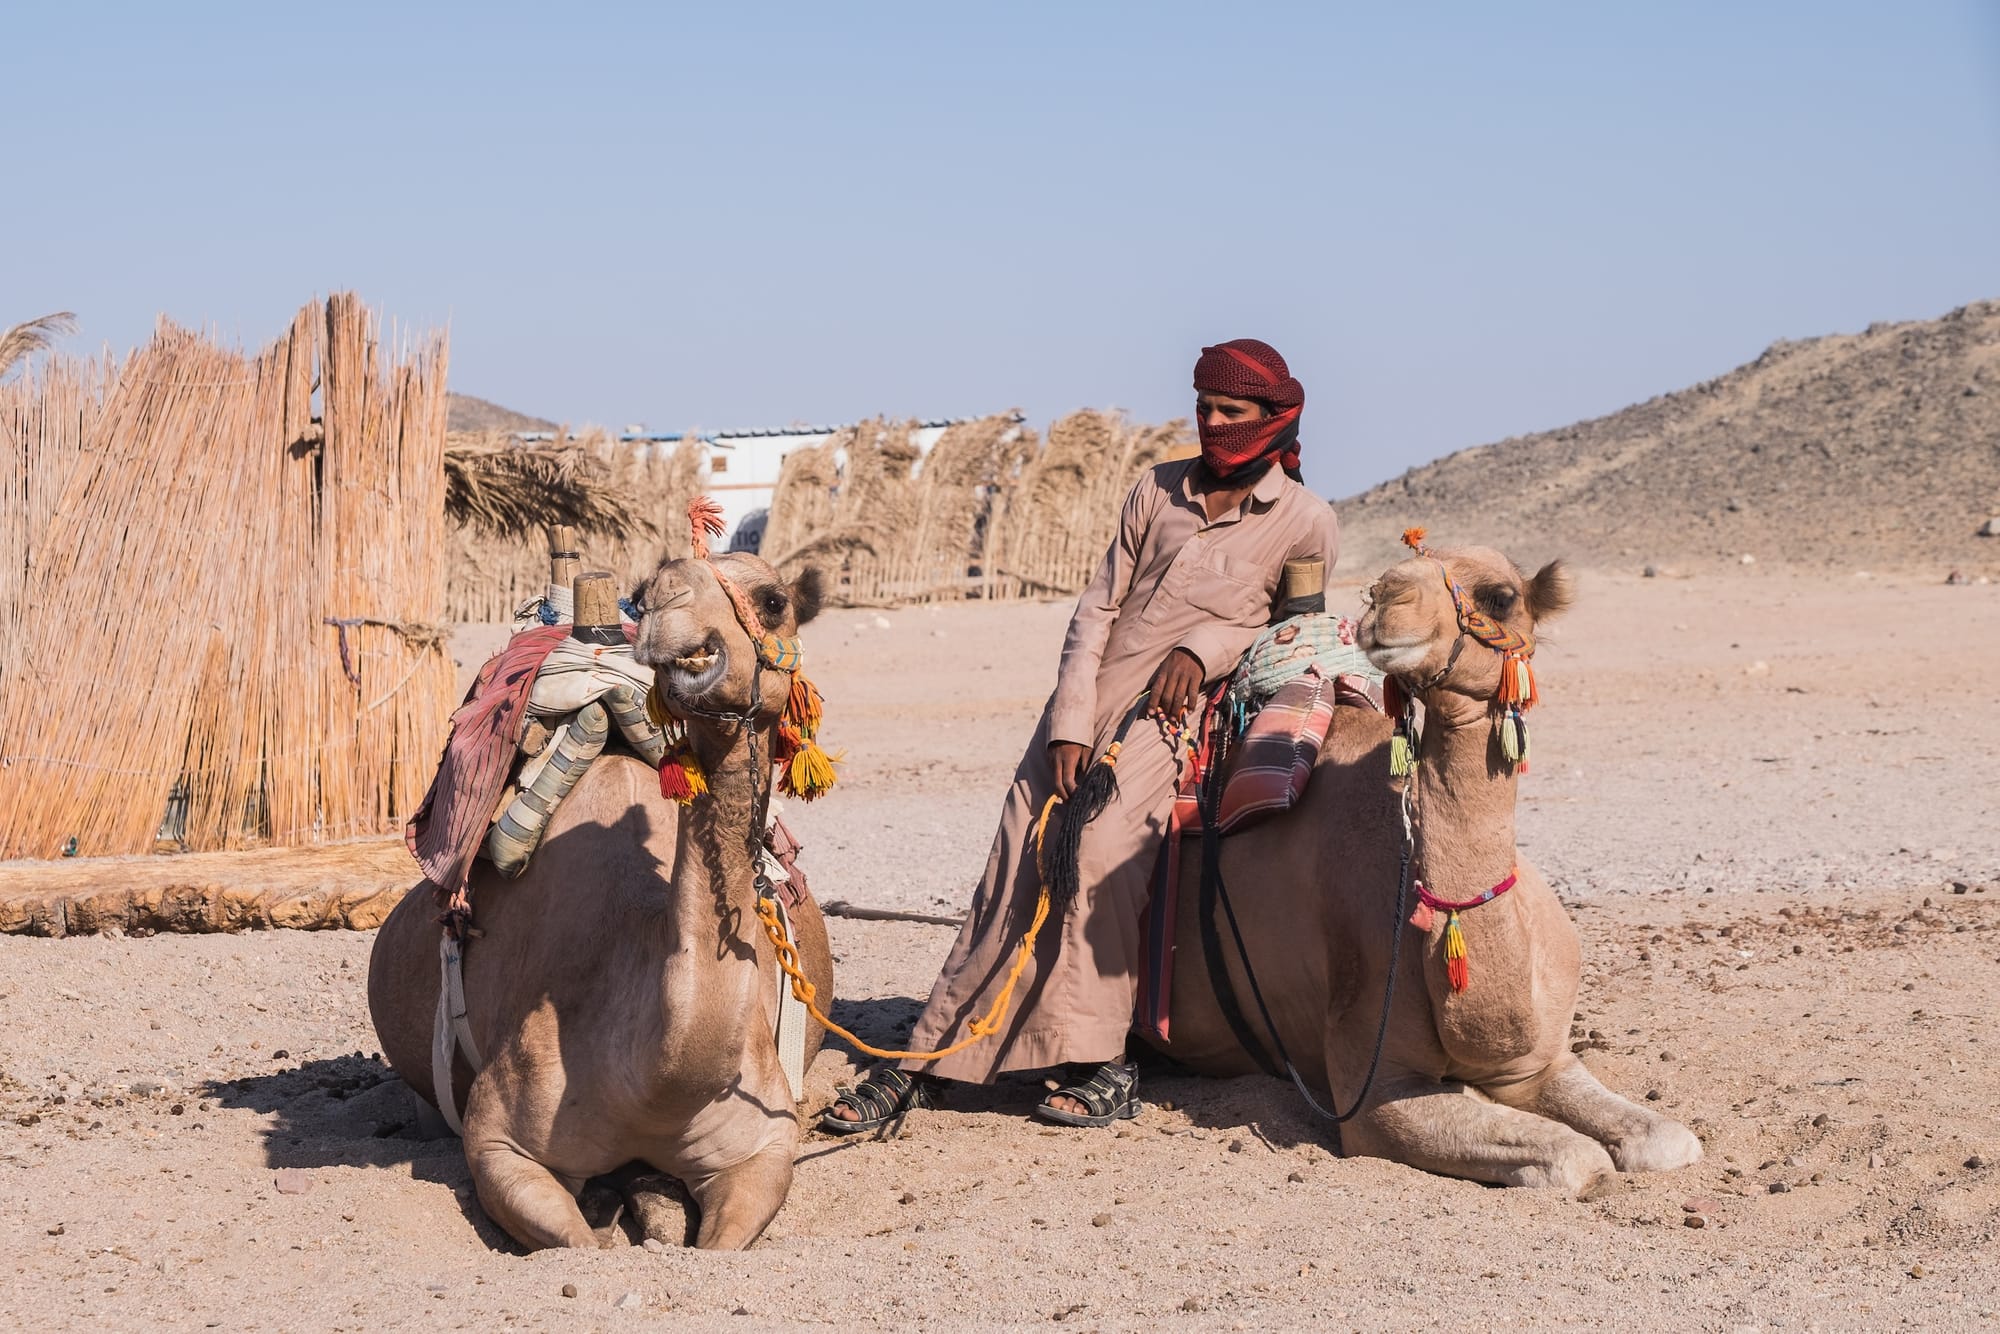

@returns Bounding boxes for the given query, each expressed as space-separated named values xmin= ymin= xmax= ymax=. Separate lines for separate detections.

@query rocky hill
xmin=446 ymin=393 xmax=556 ymax=435
xmin=1336 ymin=300 xmax=2000 ymax=576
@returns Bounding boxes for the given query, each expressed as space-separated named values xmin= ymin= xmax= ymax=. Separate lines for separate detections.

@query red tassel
xmin=1443 ymin=909 xmax=1470 ymax=992
xmin=1383 ymin=675 xmax=1407 ymax=716
xmin=659 ymin=761 xmax=695 ymax=803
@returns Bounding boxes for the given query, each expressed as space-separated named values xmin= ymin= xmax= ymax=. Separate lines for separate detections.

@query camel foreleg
xmin=1483 ymin=1054 xmax=1703 ymax=1174
xmin=681 ymin=1140 xmax=795 ymax=1250
xmin=1343 ymin=1070 xmax=1616 ymax=1193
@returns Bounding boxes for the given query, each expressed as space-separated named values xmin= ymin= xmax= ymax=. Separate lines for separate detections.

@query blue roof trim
xmin=508 ymin=412 xmax=1023 ymax=446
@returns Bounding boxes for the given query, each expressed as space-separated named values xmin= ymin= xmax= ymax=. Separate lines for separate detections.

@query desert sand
xmin=2 ymin=567 xmax=1996 ymax=1330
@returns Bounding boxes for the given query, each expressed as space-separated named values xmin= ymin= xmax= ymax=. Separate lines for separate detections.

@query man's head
xmin=1191 ymin=339 xmax=1303 ymax=482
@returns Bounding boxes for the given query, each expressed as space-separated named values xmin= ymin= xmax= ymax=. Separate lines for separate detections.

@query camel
xmin=1149 ymin=544 xmax=1700 ymax=1190
xmin=367 ymin=551 xmax=835 ymax=1250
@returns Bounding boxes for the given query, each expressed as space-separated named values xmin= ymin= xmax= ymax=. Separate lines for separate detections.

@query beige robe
xmin=903 ymin=460 xmax=1340 ymax=1081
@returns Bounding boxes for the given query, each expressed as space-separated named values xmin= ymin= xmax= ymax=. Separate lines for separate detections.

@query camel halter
xmin=642 ymin=498 xmax=838 ymax=805
xmin=1385 ymin=526 xmax=1540 ymax=775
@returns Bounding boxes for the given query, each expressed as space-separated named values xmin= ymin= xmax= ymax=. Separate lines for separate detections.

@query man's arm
xmin=1048 ymin=476 xmax=1155 ymax=747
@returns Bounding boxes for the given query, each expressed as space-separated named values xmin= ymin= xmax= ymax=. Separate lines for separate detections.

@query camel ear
xmin=1525 ymin=560 xmax=1574 ymax=623
xmin=789 ymin=566 xmax=826 ymax=626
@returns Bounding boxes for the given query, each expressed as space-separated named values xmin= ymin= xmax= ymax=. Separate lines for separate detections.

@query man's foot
xmin=1035 ymin=1060 xmax=1142 ymax=1128
xmin=820 ymin=1068 xmax=934 ymax=1135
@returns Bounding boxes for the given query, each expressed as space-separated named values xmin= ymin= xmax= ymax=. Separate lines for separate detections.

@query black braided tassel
xmin=1041 ymin=696 xmax=1148 ymax=919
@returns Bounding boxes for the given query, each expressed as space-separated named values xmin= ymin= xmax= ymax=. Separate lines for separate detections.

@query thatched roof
xmin=443 ymin=433 xmax=653 ymax=541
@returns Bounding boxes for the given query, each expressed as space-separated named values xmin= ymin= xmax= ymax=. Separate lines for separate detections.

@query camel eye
xmin=759 ymin=588 xmax=788 ymax=623
xmin=1475 ymin=585 xmax=1518 ymax=617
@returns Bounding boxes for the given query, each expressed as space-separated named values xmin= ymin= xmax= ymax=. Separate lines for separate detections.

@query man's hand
xmin=1049 ymin=741 xmax=1090 ymax=799
xmin=1146 ymin=647 xmax=1206 ymax=722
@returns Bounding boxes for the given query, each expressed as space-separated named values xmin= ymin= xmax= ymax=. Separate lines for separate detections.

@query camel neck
xmin=672 ymin=723 xmax=767 ymax=922
xmin=1410 ymin=694 xmax=1520 ymax=898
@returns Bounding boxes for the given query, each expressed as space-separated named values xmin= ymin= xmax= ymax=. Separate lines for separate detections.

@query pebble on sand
xmin=560 ymin=1284 xmax=577 ymax=1299
xmin=272 ymin=1169 xmax=312 ymax=1196
xmin=1683 ymin=1214 xmax=1707 ymax=1229
xmin=613 ymin=1291 xmax=643 ymax=1310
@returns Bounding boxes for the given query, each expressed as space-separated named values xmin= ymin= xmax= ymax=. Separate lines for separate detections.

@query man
xmin=825 ymin=339 xmax=1339 ymax=1131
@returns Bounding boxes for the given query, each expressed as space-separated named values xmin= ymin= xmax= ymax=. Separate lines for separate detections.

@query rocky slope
xmin=1337 ymin=300 xmax=2000 ymax=575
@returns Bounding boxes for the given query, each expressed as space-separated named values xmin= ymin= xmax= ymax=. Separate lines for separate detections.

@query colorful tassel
xmin=781 ymin=739 xmax=840 ymax=800
xmin=1443 ymin=910 xmax=1469 ymax=991
xmin=1409 ymin=901 xmax=1436 ymax=932
xmin=1389 ymin=730 xmax=1414 ymax=778
xmin=1499 ymin=708 xmax=1530 ymax=768
xmin=1496 ymin=651 xmax=1538 ymax=711
xmin=1401 ymin=526 xmax=1428 ymax=553
xmin=786 ymin=674 xmax=824 ymax=735
xmin=645 ymin=685 xmax=672 ymax=728
xmin=688 ymin=497 xmax=726 ymax=559
xmin=658 ymin=739 xmax=707 ymax=805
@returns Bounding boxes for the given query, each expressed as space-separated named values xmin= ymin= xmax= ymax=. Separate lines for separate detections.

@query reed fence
xmin=761 ymin=409 xmax=1190 ymax=605
xmin=0 ymin=295 xmax=451 ymax=859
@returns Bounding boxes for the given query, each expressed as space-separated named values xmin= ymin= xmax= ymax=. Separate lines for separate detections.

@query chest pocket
xmin=1182 ymin=550 xmax=1271 ymax=623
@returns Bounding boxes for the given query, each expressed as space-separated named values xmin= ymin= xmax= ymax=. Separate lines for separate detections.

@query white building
xmin=525 ymin=418 xmax=1008 ymax=553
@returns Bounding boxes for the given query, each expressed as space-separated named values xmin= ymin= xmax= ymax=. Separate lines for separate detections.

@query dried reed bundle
xmin=987 ymin=410 xmax=1191 ymax=597
xmin=757 ymin=408 xmax=1187 ymax=607
xmin=0 ymin=312 xmax=76 ymax=381
xmin=0 ymin=295 xmax=452 ymax=859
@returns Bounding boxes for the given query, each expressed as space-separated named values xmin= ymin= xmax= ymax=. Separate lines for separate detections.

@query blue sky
xmin=6 ymin=2 xmax=1997 ymax=496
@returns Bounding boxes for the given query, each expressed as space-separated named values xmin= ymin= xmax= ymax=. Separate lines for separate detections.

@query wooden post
xmin=548 ymin=524 xmax=578 ymax=589
xmin=572 ymin=571 xmax=623 ymax=644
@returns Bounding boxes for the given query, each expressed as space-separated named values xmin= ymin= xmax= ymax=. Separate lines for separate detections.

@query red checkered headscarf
xmin=1192 ymin=338 xmax=1304 ymax=480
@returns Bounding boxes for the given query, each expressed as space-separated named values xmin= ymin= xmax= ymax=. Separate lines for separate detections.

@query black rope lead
xmin=1200 ymin=719 xmax=1414 ymax=1157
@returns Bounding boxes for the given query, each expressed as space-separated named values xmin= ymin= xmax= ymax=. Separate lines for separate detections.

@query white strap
xmin=431 ymin=935 xmax=485 ymax=1135
xmin=768 ymin=898 xmax=807 ymax=1104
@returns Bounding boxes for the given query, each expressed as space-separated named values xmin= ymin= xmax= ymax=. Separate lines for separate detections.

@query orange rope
xmin=755 ymin=795 xmax=1060 ymax=1062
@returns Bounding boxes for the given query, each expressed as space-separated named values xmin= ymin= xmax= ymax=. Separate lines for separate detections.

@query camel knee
xmin=684 ymin=1142 xmax=795 ymax=1251
xmin=467 ymin=1142 xmax=596 ymax=1251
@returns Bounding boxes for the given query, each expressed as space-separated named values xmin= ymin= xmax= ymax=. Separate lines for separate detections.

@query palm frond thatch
xmin=443 ymin=434 xmax=652 ymax=540
xmin=0 ymin=312 xmax=77 ymax=381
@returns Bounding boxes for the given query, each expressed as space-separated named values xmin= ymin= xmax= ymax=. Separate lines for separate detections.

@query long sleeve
xmin=1048 ymin=478 xmax=1152 ymax=746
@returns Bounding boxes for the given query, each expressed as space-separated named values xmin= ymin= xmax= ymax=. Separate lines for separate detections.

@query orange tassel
xmin=786 ymin=674 xmax=824 ymax=736
xmin=1495 ymin=651 xmax=1538 ymax=712
xmin=1444 ymin=910 xmax=1470 ymax=992
xmin=688 ymin=496 xmax=726 ymax=560
xmin=1401 ymin=526 xmax=1428 ymax=553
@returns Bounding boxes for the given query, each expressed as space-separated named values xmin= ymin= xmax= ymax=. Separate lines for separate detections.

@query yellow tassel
xmin=645 ymin=685 xmax=671 ymax=728
xmin=1444 ymin=910 xmax=1469 ymax=991
xmin=783 ymin=738 xmax=840 ymax=800
xmin=1390 ymin=731 xmax=1414 ymax=778
xmin=658 ymin=739 xmax=707 ymax=805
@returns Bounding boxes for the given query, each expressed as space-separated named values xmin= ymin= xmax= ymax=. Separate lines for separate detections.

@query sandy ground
xmin=3 ymin=568 xmax=1997 ymax=1330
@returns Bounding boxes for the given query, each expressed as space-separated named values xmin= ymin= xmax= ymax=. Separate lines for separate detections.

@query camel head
xmin=630 ymin=553 xmax=826 ymax=725
xmin=1358 ymin=544 xmax=1574 ymax=709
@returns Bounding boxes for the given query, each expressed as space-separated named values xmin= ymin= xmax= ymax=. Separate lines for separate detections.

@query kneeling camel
xmin=368 ymin=552 xmax=834 ymax=1250
xmin=1153 ymin=543 xmax=1700 ymax=1190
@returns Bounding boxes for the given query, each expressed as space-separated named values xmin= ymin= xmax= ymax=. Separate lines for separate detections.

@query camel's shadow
xmin=202 ymin=1055 xmax=516 ymax=1248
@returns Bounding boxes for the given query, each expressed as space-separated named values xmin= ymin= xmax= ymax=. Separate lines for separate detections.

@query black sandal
xmin=1034 ymin=1060 xmax=1143 ymax=1128
xmin=819 ymin=1067 xmax=934 ymax=1136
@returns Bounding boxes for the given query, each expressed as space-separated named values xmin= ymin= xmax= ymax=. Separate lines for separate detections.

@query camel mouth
xmin=1359 ymin=621 xmax=1431 ymax=678
xmin=658 ymin=634 xmax=728 ymax=699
